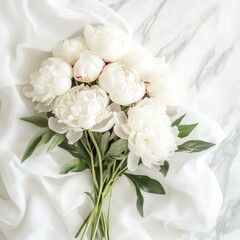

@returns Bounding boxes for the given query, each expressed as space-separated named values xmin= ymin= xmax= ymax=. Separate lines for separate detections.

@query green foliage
xmin=47 ymin=111 xmax=55 ymax=118
xmin=99 ymin=131 xmax=111 ymax=157
xmin=59 ymin=139 xmax=89 ymax=161
xmin=125 ymin=173 xmax=165 ymax=217
xmin=159 ymin=161 xmax=169 ymax=177
xmin=48 ymin=134 xmax=65 ymax=152
xmin=171 ymin=113 xmax=186 ymax=127
xmin=20 ymin=116 xmax=48 ymax=128
xmin=177 ymin=140 xmax=215 ymax=153
xmin=172 ymin=114 xmax=198 ymax=138
xmin=177 ymin=123 xmax=198 ymax=138
xmin=105 ymin=139 xmax=128 ymax=158
xmin=172 ymin=115 xmax=215 ymax=153
xmin=60 ymin=159 xmax=88 ymax=174
xmin=135 ymin=185 xmax=144 ymax=217
xmin=21 ymin=127 xmax=54 ymax=162
xmin=125 ymin=173 xmax=165 ymax=194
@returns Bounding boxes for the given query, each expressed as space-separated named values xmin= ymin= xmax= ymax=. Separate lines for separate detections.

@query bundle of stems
xmin=75 ymin=131 xmax=128 ymax=240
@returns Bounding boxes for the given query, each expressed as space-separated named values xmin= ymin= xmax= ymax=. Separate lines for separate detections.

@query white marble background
xmin=99 ymin=0 xmax=240 ymax=239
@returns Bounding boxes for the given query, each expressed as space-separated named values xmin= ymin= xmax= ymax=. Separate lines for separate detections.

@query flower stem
xmin=75 ymin=212 xmax=91 ymax=238
xmin=87 ymin=131 xmax=104 ymax=240
xmin=107 ymin=189 xmax=112 ymax=232
xmin=88 ymin=131 xmax=103 ymax=194
xmin=80 ymin=139 xmax=98 ymax=190
xmin=103 ymin=155 xmax=128 ymax=198
xmin=75 ymin=134 xmax=129 ymax=239
xmin=79 ymin=209 xmax=96 ymax=240
xmin=91 ymin=201 xmax=103 ymax=239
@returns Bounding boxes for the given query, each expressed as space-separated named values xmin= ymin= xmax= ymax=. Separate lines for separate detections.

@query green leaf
xmin=59 ymin=140 xmax=89 ymax=161
xmin=99 ymin=131 xmax=110 ymax=157
xmin=60 ymin=159 xmax=88 ymax=174
xmin=159 ymin=161 xmax=169 ymax=177
xmin=38 ymin=130 xmax=55 ymax=146
xmin=48 ymin=134 xmax=65 ymax=152
xmin=177 ymin=123 xmax=198 ymax=138
xmin=109 ymin=131 xmax=116 ymax=141
xmin=135 ymin=184 xmax=144 ymax=217
xmin=126 ymin=173 xmax=165 ymax=217
xmin=21 ymin=127 xmax=50 ymax=162
xmin=176 ymin=140 xmax=215 ymax=153
xmin=125 ymin=173 xmax=165 ymax=195
xmin=105 ymin=139 xmax=128 ymax=157
xmin=126 ymin=176 xmax=144 ymax=217
xmin=47 ymin=111 xmax=55 ymax=119
xmin=105 ymin=154 xmax=125 ymax=162
xmin=20 ymin=116 xmax=48 ymax=128
xmin=171 ymin=113 xmax=186 ymax=127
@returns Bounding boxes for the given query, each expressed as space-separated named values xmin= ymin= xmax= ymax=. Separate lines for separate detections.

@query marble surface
xmin=98 ymin=0 xmax=240 ymax=239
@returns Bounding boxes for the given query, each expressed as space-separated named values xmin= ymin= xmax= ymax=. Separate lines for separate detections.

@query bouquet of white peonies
xmin=21 ymin=23 xmax=215 ymax=240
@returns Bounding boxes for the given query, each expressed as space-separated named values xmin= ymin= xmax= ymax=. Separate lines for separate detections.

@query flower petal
xmin=35 ymin=102 xmax=54 ymax=113
xmin=127 ymin=152 xmax=140 ymax=172
xmin=166 ymin=106 xmax=178 ymax=116
xmin=90 ymin=116 xmax=114 ymax=132
xmin=35 ymin=102 xmax=50 ymax=113
xmin=114 ymin=125 xmax=128 ymax=139
xmin=22 ymin=85 xmax=34 ymax=98
xmin=113 ymin=111 xmax=127 ymax=125
xmin=66 ymin=130 xmax=83 ymax=144
xmin=108 ymin=102 xmax=121 ymax=112
xmin=48 ymin=117 xmax=68 ymax=134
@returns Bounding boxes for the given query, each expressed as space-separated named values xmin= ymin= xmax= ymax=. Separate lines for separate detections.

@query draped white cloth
xmin=0 ymin=0 xmax=224 ymax=239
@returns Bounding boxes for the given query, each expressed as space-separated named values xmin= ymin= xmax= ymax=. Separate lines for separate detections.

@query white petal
xmin=90 ymin=116 xmax=114 ymax=132
xmin=141 ymin=156 xmax=153 ymax=169
xmin=166 ymin=106 xmax=178 ymax=116
xmin=35 ymin=102 xmax=51 ymax=113
xmin=127 ymin=152 xmax=140 ymax=172
xmin=48 ymin=117 xmax=68 ymax=134
xmin=113 ymin=125 xmax=128 ymax=140
xmin=22 ymin=85 xmax=34 ymax=98
xmin=66 ymin=130 xmax=83 ymax=144
xmin=108 ymin=103 xmax=121 ymax=112
xmin=113 ymin=111 xmax=130 ymax=136
xmin=113 ymin=111 xmax=127 ymax=125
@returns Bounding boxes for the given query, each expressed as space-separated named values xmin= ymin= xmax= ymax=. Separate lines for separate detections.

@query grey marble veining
xmin=100 ymin=0 xmax=240 ymax=239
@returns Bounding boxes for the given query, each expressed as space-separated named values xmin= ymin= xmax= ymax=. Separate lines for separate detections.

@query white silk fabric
xmin=0 ymin=0 xmax=224 ymax=239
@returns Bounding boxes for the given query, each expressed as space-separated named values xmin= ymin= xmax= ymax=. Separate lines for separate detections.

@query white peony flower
xmin=23 ymin=57 xmax=72 ymax=112
xmin=49 ymin=85 xmax=120 ymax=144
xmin=84 ymin=23 xmax=130 ymax=61
xmin=99 ymin=63 xmax=145 ymax=106
xmin=114 ymin=98 xmax=178 ymax=171
xmin=73 ymin=50 xmax=105 ymax=83
xmin=52 ymin=37 xmax=87 ymax=65
xmin=120 ymin=44 xmax=159 ymax=81
xmin=146 ymin=60 xmax=182 ymax=106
